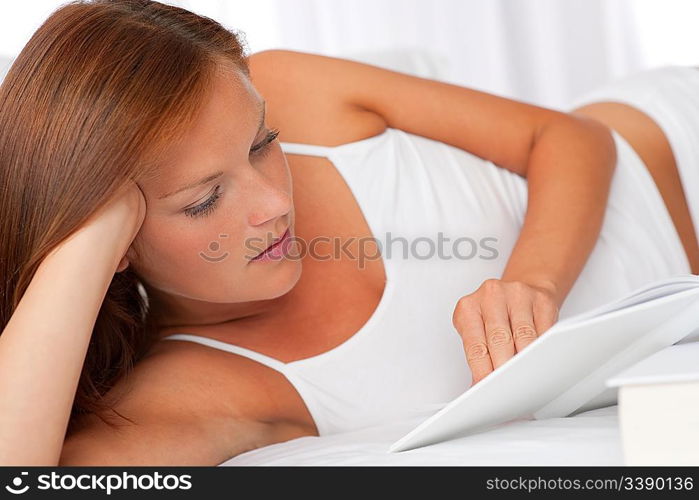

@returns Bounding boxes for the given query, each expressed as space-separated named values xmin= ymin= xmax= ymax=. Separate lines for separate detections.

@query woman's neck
xmin=142 ymin=282 xmax=291 ymax=331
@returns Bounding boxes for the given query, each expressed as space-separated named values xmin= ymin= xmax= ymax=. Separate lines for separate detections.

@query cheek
xmin=133 ymin=224 xmax=197 ymax=281
xmin=133 ymin=216 xmax=205 ymax=269
xmin=132 ymin=213 xmax=247 ymax=294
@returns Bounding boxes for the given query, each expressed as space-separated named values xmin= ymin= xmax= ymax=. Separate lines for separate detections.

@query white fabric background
xmin=3 ymin=0 xmax=699 ymax=108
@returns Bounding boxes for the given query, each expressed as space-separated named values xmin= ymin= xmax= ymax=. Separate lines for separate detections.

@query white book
xmin=606 ymin=343 xmax=699 ymax=465
xmin=389 ymin=274 xmax=699 ymax=453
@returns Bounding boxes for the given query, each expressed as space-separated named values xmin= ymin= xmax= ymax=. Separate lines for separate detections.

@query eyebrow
xmin=158 ymin=170 xmax=224 ymax=200
xmin=157 ymin=99 xmax=266 ymax=200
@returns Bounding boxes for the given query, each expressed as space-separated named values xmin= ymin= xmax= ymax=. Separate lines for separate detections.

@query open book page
xmin=554 ymin=274 xmax=699 ymax=328
xmin=389 ymin=273 xmax=699 ymax=452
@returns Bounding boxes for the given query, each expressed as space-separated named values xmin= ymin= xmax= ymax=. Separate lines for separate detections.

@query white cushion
xmin=0 ymin=56 xmax=13 ymax=85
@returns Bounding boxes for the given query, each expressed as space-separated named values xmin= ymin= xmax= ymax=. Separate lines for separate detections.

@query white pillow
xmin=0 ymin=56 xmax=13 ymax=85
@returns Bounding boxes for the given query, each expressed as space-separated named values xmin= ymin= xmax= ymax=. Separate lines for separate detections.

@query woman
xmin=1 ymin=0 xmax=698 ymax=465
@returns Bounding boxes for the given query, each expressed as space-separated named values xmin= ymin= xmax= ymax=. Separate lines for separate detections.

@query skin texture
xmin=128 ymin=61 xmax=302 ymax=329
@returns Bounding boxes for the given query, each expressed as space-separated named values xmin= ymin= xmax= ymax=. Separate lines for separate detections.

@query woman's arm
xmin=0 ymin=181 xmax=290 ymax=465
xmin=248 ymin=50 xmax=617 ymax=382
xmin=452 ymin=115 xmax=616 ymax=383
xmin=345 ymin=58 xmax=617 ymax=383
xmin=318 ymin=52 xmax=616 ymax=305
xmin=0 ymin=183 xmax=145 ymax=465
xmin=498 ymin=116 xmax=616 ymax=305
xmin=336 ymin=58 xmax=617 ymax=381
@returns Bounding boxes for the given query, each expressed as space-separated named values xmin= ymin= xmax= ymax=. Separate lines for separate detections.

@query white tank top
xmin=162 ymin=120 xmax=690 ymax=435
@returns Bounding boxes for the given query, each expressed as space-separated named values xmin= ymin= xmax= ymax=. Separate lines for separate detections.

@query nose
xmin=246 ymin=176 xmax=293 ymax=228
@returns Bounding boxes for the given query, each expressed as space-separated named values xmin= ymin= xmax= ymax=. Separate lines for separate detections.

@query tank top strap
xmin=279 ymin=141 xmax=336 ymax=158
xmin=161 ymin=333 xmax=288 ymax=373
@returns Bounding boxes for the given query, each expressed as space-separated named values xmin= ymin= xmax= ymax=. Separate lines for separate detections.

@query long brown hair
xmin=0 ymin=0 xmax=250 ymax=436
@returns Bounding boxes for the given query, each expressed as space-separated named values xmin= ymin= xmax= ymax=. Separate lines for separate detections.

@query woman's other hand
xmin=451 ymin=278 xmax=560 ymax=386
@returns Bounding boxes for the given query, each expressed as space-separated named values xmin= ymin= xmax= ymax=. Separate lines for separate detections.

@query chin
xmin=265 ymin=258 xmax=303 ymax=299
xmin=240 ymin=257 xmax=303 ymax=301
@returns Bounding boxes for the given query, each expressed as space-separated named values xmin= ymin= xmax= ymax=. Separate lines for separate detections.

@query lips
xmin=252 ymin=227 xmax=290 ymax=260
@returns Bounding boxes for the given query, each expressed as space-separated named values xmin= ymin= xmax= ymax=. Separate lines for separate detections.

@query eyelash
xmin=251 ymin=128 xmax=280 ymax=157
xmin=184 ymin=128 xmax=280 ymax=219
xmin=184 ymin=184 xmax=222 ymax=218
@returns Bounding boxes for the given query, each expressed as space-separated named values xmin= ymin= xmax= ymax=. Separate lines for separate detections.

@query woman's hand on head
xmin=69 ymin=180 xmax=147 ymax=271
xmin=451 ymin=278 xmax=560 ymax=386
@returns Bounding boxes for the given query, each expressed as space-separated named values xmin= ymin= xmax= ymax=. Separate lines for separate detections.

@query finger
xmin=116 ymin=255 xmax=129 ymax=273
xmin=533 ymin=295 xmax=559 ymax=335
xmin=453 ymin=299 xmax=493 ymax=385
xmin=508 ymin=294 xmax=538 ymax=353
xmin=481 ymin=288 xmax=515 ymax=370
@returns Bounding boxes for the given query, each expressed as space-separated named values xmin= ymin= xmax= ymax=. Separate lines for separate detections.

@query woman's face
xmin=129 ymin=63 xmax=301 ymax=320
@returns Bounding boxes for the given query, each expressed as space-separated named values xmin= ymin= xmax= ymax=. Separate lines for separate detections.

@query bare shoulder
xmin=247 ymin=49 xmax=387 ymax=146
xmin=60 ymin=340 xmax=311 ymax=465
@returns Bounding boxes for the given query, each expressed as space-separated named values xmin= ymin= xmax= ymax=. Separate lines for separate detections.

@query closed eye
xmin=183 ymin=128 xmax=280 ymax=219
xmin=184 ymin=184 xmax=221 ymax=219
xmin=251 ymin=128 xmax=280 ymax=156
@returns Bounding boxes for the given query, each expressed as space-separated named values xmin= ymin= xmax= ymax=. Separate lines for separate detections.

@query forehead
xmin=145 ymin=63 xmax=262 ymax=196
